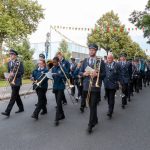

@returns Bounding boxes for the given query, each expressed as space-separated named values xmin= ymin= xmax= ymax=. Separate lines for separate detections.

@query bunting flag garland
xmin=51 ymin=26 xmax=88 ymax=48
xmin=50 ymin=25 xmax=144 ymax=33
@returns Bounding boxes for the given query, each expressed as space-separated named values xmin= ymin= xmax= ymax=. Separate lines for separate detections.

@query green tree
xmin=129 ymin=0 xmax=150 ymax=43
xmin=58 ymin=39 xmax=71 ymax=60
xmin=88 ymin=10 xmax=130 ymax=55
xmin=10 ymin=39 xmax=35 ymax=79
xmin=0 ymin=0 xmax=44 ymax=54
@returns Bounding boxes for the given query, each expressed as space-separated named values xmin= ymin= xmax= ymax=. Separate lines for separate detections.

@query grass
xmin=0 ymin=79 xmax=31 ymax=87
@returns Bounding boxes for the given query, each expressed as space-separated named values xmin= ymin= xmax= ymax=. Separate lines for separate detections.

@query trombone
xmin=58 ymin=62 xmax=76 ymax=104
xmin=10 ymin=61 xmax=20 ymax=85
xmin=58 ymin=62 xmax=74 ymax=89
xmin=85 ymin=58 xmax=101 ymax=107
xmin=0 ymin=61 xmax=21 ymax=100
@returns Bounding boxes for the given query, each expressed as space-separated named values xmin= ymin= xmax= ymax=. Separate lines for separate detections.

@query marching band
xmin=1 ymin=44 xmax=150 ymax=134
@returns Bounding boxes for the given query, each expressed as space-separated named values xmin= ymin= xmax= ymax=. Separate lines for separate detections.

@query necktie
xmin=90 ymin=58 xmax=94 ymax=65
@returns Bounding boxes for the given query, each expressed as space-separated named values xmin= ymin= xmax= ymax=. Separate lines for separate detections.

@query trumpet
xmin=58 ymin=62 xmax=74 ymax=89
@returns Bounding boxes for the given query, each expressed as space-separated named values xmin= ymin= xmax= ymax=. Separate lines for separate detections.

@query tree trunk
xmin=0 ymin=39 xmax=3 ymax=59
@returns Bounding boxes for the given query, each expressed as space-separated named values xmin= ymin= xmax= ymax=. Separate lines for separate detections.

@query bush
xmin=0 ymin=64 xmax=7 ymax=80
xmin=23 ymin=60 xmax=36 ymax=79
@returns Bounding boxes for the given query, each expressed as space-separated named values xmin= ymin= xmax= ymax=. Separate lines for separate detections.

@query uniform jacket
xmin=32 ymin=67 xmax=49 ymax=89
xmin=60 ymin=58 xmax=70 ymax=77
xmin=52 ymin=66 xmax=66 ymax=90
xmin=8 ymin=60 xmax=24 ymax=86
xmin=79 ymin=57 xmax=106 ymax=92
xmin=104 ymin=62 xmax=120 ymax=90
xmin=70 ymin=62 xmax=77 ymax=78
xmin=118 ymin=61 xmax=132 ymax=84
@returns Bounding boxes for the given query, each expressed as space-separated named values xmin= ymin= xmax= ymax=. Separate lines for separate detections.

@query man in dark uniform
xmin=132 ymin=59 xmax=140 ymax=93
xmin=103 ymin=54 xmax=120 ymax=119
xmin=1 ymin=49 xmax=24 ymax=117
xmin=146 ymin=60 xmax=150 ymax=86
xmin=139 ymin=59 xmax=147 ymax=89
xmin=56 ymin=51 xmax=70 ymax=105
xmin=79 ymin=44 xmax=106 ymax=133
xmin=70 ymin=58 xmax=77 ymax=96
xmin=118 ymin=53 xmax=132 ymax=109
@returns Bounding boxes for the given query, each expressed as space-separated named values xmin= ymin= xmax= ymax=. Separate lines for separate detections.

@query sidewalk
xmin=0 ymin=81 xmax=53 ymax=100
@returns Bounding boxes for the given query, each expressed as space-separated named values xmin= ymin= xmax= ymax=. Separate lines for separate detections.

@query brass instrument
xmin=58 ymin=62 xmax=74 ymax=89
xmin=0 ymin=60 xmax=21 ymax=100
xmin=58 ymin=62 xmax=76 ymax=104
xmin=85 ymin=57 xmax=101 ymax=107
xmin=78 ymin=75 xmax=82 ymax=86
xmin=95 ymin=58 xmax=101 ymax=87
xmin=34 ymin=66 xmax=54 ymax=90
xmin=10 ymin=61 xmax=20 ymax=85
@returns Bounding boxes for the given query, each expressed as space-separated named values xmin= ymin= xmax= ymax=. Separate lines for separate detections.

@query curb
xmin=0 ymin=87 xmax=53 ymax=101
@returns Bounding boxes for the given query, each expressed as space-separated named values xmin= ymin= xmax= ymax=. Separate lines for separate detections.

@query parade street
xmin=0 ymin=86 xmax=149 ymax=150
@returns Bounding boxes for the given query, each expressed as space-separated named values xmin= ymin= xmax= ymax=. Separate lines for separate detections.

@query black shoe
xmin=62 ymin=102 xmax=67 ymax=105
xmin=55 ymin=120 xmax=59 ymax=126
xmin=107 ymin=113 xmax=112 ymax=119
xmin=104 ymin=96 xmax=107 ymax=100
xmin=58 ymin=115 xmax=65 ymax=120
xmin=122 ymin=105 xmax=125 ymax=109
xmin=31 ymin=114 xmax=38 ymax=120
xmin=15 ymin=109 xmax=24 ymax=113
xmin=35 ymin=103 xmax=38 ymax=106
xmin=128 ymin=98 xmax=131 ymax=102
xmin=75 ymin=97 xmax=79 ymax=102
xmin=40 ymin=111 xmax=47 ymax=115
xmin=80 ymin=107 xmax=84 ymax=113
xmin=87 ymin=126 xmax=93 ymax=134
xmin=1 ymin=112 xmax=10 ymax=117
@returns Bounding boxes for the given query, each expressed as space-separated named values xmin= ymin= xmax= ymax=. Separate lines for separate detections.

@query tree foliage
xmin=58 ymin=39 xmax=71 ymax=60
xmin=88 ymin=10 xmax=147 ymax=59
xmin=0 ymin=0 xmax=44 ymax=48
xmin=129 ymin=0 xmax=150 ymax=44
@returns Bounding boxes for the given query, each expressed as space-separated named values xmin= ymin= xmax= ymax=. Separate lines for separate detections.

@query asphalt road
xmin=0 ymin=86 xmax=150 ymax=150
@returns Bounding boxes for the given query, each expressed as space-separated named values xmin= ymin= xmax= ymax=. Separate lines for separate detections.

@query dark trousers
xmin=5 ymin=86 xmax=24 ymax=114
xmin=62 ymin=91 xmax=67 ymax=103
xmin=76 ymin=84 xmax=83 ymax=98
xmin=105 ymin=89 xmax=116 ymax=114
xmin=121 ymin=83 xmax=128 ymax=106
xmin=54 ymin=90 xmax=64 ymax=120
xmin=33 ymin=88 xmax=47 ymax=115
xmin=70 ymin=77 xmax=75 ymax=96
xmin=139 ymin=75 xmax=143 ymax=89
xmin=81 ymin=91 xmax=99 ymax=127
xmin=133 ymin=78 xmax=140 ymax=92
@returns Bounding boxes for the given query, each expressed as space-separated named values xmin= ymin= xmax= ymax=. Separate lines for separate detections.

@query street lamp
xmin=45 ymin=32 xmax=51 ymax=60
